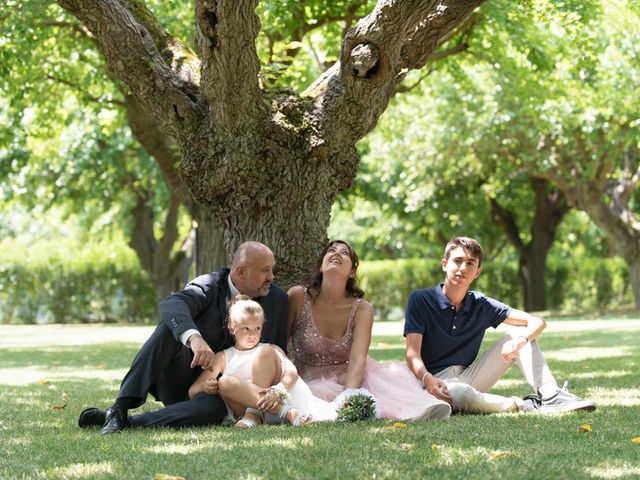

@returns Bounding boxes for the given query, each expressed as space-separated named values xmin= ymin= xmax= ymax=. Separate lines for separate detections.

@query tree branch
xmin=303 ymin=0 xmax=485 ymax=148
xmin=394 ymin=37 xmax=470 ymax=95
xmin=395 ymin=12 xmax=477 ymax=94
xmin=489 ymin=197 xmax=525 ymax=254
xmin=529 ymin=176 xmax=570 ymax=245
xmin=394 ymin=67 xmax=435 ymax=94
xmin=45 ymin=74 xmax=126 ymax=107
xmin=124 ymin=94 xmax=195 ymax=213
xmin=57 ymin=0 xmax=203 ymax=139
xmin=129 ymin=187 xmax=156 ymax=274
xmin=608 ymin=145 xmax=640 ymax=219
xmin=194 ymin=0 xmax=266 ymax=133
xmin=623 ymin=144 xmax=640 ymax=194
xmin=40 ymin=20 xmax=93 ymax=38
xmin=262 ymin=0 xmax=368 ymax=74
xmin=156 ymin=194 xmax=182 ymax=266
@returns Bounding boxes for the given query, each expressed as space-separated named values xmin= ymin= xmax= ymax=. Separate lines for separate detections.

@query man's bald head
xmin=232 ymin=242 xmax=273 ymax=268
xmin=230 ymin=242 xmax=275 ymax=297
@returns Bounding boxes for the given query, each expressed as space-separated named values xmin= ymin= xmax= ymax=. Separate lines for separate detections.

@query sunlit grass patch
xmin=429 ymin=445 xmax=519 ymax=466
xmin=49 ymin=462 xmax=114 ymax=479
xmin=144 ymin=443 xmax=211 ymax=455
xmin=544 ymin=346 xmax=634 ymax=362
xmin=586 ymin=464 xmax=640 ymax=479
xmin=588 ymin=387 xmax=640 ymax=406
xmin=0 ymin=366 xmax=129 ymax=386
xmin=569 ymin=369 xmax=632 ymax=380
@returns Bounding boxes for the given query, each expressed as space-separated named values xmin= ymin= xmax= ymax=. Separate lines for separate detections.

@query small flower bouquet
xmin=335 ymin=388 xmax=377 ymax=422
xmin=267 ymin=383 xmax=290 ymax=404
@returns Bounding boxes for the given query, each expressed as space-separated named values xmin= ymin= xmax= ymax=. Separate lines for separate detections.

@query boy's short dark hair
xmin=444 ymin=236 xmax=484 ymax=267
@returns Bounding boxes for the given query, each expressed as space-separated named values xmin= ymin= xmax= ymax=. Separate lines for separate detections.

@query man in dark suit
xmin=78 ymin=241 xmax=288 ymax=433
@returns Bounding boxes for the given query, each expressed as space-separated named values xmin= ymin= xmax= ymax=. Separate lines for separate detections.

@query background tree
xmin=440 ymin=0 xmax=640 ymax=306
xmin=0 ymin=1 xmax=230 ymax=292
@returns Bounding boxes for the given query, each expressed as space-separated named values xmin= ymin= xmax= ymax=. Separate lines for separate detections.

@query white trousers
xmin=435 ymin=328 xmax=556 ymax=414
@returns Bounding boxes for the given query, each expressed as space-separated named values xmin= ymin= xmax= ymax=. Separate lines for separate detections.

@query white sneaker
xmin=540 ymin=382 xmax=596 ymax=413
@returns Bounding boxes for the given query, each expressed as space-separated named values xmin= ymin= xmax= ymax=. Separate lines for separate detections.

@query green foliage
xmin=0 ymin=0 xmax=186 ymax=258
xmin=0 ymin=238 xmax=156 ymax=324
xmin=255 ymin=0 xmax=374 ymax=90
xmin=359 ymin=256 xmax=631 ymax=319
xmin=545 ymin=256 xmax=630 ymax=311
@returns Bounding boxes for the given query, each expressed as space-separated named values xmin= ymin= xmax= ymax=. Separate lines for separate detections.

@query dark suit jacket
xmin=159 ymin=268 xmax=288 ymax=352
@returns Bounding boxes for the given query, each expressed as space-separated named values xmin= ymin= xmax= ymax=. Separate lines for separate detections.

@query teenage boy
xmin=405 ymin=236 xmax=595 ymax=414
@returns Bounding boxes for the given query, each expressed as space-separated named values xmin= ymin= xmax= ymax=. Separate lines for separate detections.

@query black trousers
xmin=115 ymin=322 xmax=227 ymax=427
xmin=130 ymin=392 xmax=227 ymax=428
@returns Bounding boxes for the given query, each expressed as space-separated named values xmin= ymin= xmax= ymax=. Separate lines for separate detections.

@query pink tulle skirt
xmin=304 ymin=358 xmax=451 ymax=421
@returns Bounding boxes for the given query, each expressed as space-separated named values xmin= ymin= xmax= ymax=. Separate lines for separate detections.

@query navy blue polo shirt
xmin=404 ymin=284 xmax=512 ymax=374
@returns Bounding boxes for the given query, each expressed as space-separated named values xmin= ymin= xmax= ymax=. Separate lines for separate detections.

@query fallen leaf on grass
xmin=52 ymin=404 xmax=67 ymax=411
xmin=431 ymin=444 xmax=442 ymax=450
xmin=154 ymin=474 xmax=185 ymax=480
xmin=38 ymin=379 xmax=50 ymax=385
xmin=577 ymin=424 xmax=592 ymax=433
xmin=489 ymin=450 xmax=513 ymax=460
xmin=631 ymin=437 xmax=640 ymax=443
xmin=386 ymin=422 xmax=407 ymax=430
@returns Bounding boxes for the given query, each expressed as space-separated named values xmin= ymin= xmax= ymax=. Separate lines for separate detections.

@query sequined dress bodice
xmin=290 ymin=291 xmax=361 ymax=380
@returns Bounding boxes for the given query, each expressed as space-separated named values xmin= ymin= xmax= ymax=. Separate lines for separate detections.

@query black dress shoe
xmin=78 ymin=407 xmax=107 ymax=428
xmin=100 ymin=406 xmax=130 ymax=434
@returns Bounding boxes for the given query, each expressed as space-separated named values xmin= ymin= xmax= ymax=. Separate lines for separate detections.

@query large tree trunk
xmin=195 ymin=212 xmax=228 ymax=274
xmin=518 ymin=248 xmax=549 ymax=311
xmin=57 ymin=0 xmax=485 ymax=285
xmin=491 ymin=177 xmax=569 ymax=311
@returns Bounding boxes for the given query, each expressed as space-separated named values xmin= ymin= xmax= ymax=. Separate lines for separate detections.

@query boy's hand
xmin=501 ymin=337 xmax=528 ymax=362
xmin=424 ymin=375 xmax=453 ymax=404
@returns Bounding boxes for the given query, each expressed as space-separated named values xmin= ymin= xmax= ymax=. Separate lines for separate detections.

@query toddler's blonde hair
xmin=227 ymin=294 xmax=264 ymax=329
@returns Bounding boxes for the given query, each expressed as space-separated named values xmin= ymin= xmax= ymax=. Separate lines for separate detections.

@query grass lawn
xmin=0 ymin=318 xmax=639 ymax=480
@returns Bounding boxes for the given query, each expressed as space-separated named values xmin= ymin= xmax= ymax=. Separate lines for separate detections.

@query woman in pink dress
xmin=288 ymin=240 xmax=451 ymax=421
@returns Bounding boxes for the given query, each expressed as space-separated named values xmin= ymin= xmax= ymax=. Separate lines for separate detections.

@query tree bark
xmin=57 ymin=0 xmax=486 ymax=286
xmin=195 ymin=213 xmax=228 ymax=274
xmin=129 ymin=189 xmax=185 ymax=303
xmin=490 ymin=177 xmax=569 ymax=311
